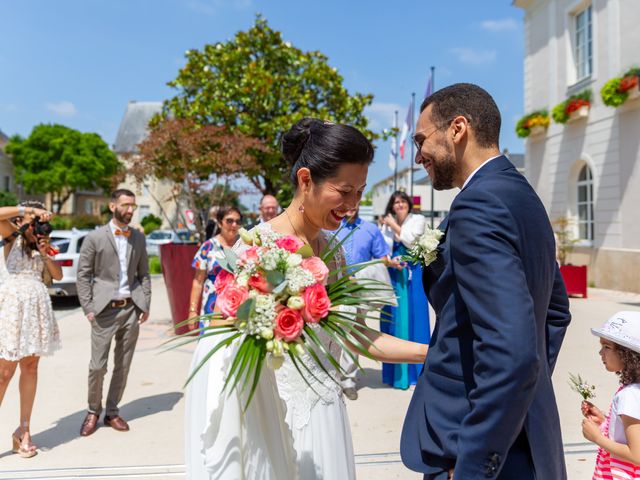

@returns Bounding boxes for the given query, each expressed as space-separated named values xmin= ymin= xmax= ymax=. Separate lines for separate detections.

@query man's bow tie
xmin=114 ymin=229 xmax=131 ymax=237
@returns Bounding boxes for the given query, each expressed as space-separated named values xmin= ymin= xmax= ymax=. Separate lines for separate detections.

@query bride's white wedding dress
xmin=185 ymin=223 xmax=356 ymax=480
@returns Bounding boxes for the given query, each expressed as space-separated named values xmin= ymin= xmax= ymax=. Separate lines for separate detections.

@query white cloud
xmin=45 ymin=101 xmax=77 ymax=117
xmin=481 ymin=19 xmax=519 ymax=32
xmin=364 ymin=102 xmax=403 ymax=132
xmin=450 ymin=47 xmax=497 ymax=66
xmin=186 ymin=0 xmax=252 ymax=15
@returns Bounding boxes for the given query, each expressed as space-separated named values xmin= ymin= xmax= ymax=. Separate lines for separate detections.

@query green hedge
xmin=149 ymin=255 xmax=163 ymax=274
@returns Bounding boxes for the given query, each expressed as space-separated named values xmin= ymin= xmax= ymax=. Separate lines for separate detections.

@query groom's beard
xmin=431 ymin=140 xmax=460 ymax=191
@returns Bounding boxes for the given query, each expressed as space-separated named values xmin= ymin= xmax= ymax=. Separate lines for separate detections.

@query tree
xmin=140 ymin=213 xmax=163 ymax=234
xmin=0 ymin=190 xmax=18 ymax=207
xmin=160 ymin=15 xmax=376 ymax=202
xmin=130 ymin=118 xmax=263 ymax=238
xmin=5 ymin=124 xmax=121 ymax=213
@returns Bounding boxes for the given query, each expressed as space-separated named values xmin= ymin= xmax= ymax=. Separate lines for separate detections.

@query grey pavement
xmin=1 ymin=275 xmax=638 ymax=479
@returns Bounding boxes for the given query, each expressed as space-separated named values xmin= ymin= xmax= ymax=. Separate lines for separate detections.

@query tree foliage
xmin=130 ymin=117 xmax=263 ymax=237
xmin=0 ymin=190 xmax=18 ymax=207
xmin=160 ymin=15 xmax=376 ymax=201
xmin=5 ymin=124 xmax=121 ymax=213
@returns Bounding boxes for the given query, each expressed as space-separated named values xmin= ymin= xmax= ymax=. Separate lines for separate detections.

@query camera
xmin=32 ymin=217 xmax=53 ymax=236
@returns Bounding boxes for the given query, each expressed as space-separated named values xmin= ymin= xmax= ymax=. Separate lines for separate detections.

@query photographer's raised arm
xmin=0 ymin=205 xmax=52 ymax=239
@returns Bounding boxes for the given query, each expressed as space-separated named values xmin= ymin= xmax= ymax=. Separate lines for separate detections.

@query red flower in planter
xmin=565 ymin=98 xmax=590 ymax=114
xmin=619 ymin=75 xmax=639 ymax=92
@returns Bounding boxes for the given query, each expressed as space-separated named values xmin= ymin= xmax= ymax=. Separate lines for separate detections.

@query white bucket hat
xmin=591 ymin=311 xmax=640 ymax=354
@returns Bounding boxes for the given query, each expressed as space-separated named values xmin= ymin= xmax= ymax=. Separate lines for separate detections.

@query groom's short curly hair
xmin=420 ymin=83 xmax=501 ymax=150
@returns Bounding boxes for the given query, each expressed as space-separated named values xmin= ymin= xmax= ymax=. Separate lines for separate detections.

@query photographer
xmin=0 ymin=201 xmax=61 ymax=458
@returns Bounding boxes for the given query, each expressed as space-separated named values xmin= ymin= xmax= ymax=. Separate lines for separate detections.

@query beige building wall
xmin=516 ymin=0 xmax=640 ymax=292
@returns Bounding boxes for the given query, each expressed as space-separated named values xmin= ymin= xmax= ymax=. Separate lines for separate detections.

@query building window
xmin=576 ymin=164 xmax=594 ymax=241
xmin=575 ymin=5 xmax=593 ymax=81
xmin=139 ymin=205 xmax=151 ymax=220
xmin=4 ymin=176 xmax=10 ymax=192
xmin=84 ymin=200 xmax=94 ymax=215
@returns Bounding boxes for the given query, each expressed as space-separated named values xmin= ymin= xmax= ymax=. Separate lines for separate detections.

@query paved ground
xmin=1 ymin=275 xmax=639 ymax=479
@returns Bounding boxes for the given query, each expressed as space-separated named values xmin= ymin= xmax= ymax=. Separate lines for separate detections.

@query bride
xmin=185 ymin=118 xmax=428 ymax=479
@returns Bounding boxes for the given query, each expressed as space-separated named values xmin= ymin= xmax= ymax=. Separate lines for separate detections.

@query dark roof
xmin=506 ymin=153 xmax=525 ymax=169
xmin=113 ymin=101 xmax=162 ymax=154
xmin=0 ymin=128 xmax=8 ymax=143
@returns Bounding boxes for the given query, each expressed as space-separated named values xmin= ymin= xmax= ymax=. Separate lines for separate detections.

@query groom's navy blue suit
xmin=400 ymin=156 xmax=571 ymax=479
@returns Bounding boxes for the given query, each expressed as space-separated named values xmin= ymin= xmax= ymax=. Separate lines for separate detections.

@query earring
xmin=298 ymin=203 xmax=305 ymax=213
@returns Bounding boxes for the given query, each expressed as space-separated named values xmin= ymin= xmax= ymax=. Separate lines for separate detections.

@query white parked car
xmin=49 ymin=229 xmax=91 ymax=297
xmin=145 ymin=229 xmax=192 ymax=257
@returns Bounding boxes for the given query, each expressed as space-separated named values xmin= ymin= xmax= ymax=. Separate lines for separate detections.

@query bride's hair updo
xmin=281 ymin=118 xmax=374 ymax=187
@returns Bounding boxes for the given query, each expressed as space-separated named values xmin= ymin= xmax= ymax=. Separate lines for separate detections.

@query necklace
xmin=284 ymin=207 xmax=321 ymax=255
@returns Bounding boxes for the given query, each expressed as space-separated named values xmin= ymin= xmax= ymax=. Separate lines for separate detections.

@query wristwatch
xmin=18 ymin=205 xmax=25 ymax=217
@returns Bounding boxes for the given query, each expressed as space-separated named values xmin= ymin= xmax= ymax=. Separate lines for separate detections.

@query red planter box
xmin=560 ymin=265 xmax=588 ymax=298
xmin=160 ymin=243 xmax=199 ymax=335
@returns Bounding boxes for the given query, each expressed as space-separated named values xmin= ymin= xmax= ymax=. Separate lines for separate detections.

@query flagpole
xmin=429 ymin=65 xmax=436 ymax=228
xmin=409 ymin=92 xmax=415 ymax=207
xmin=393 ymin=110 xmax=399 ymax=192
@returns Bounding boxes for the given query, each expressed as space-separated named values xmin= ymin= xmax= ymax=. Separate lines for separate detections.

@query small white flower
xmin=286 ymin=253 xmax=302 ymax=268
xmin=287 ymin=296 xmax=305 ymax=310
xmin=409 ymin=227 xmax=444 ymax=267
xmin=267 ymin=354 xmax=284 ymax=370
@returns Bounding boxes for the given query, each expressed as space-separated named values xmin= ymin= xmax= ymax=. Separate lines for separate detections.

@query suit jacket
xmin=400 ymin=156 xmax=571 ymax=479
xmin=77 ymin=225 xmax=151 ymax=316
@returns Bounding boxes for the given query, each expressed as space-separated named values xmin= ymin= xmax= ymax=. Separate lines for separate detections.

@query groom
xmin=400 ymin=84 xmax=571 ymax=479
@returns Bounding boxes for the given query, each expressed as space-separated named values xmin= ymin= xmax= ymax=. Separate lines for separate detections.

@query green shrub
xmin=0 ymin=191 xmax=18 ymax=207
xmin=601 ymin=78 xmax=627 ymax=107
xmin=141 ymin=214 xmax=163 ymax=234
xmin=149 ymin=255 xmax=163 ymax=274
xmin=50 ymin=214 xmax=104 ymax=230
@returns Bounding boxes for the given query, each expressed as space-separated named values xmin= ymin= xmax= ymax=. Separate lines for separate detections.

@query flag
xmin=424 ymin=71 xmax=434 ymax=99
xmin=388 ymin=136 xmax=397 ymax=172
xmin=398 ymin=101 xmax=413 ymax=159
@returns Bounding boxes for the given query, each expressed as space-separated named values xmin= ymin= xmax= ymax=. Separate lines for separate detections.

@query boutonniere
xmin=403 ymin=226 xmax=444 ymax=267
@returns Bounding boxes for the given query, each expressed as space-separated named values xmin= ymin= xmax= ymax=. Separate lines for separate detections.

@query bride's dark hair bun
xmin=281 ymin=118 xmax=316 ymax=168
xmin=281 ymin=117 xmax=374 ymax=187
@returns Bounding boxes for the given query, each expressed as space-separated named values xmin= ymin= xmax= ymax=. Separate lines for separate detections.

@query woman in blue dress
xmin=187 ymin=206 xmax=242 ymax=331
xmin=380 ymin=191 xmax=430 ymax=389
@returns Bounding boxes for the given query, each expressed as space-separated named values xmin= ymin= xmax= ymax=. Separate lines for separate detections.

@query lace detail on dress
xmin=0 ymin=236 xmax=60 ymax=361
xmin=235 ymin=224 xmax=346 ymax=431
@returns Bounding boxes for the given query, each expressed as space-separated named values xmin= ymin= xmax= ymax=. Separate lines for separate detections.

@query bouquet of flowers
xmin=168 ymin=226 xmax=394 ymax=408
xmin=402 ymin=225 xmax=444 ymax=267
xmin=569 ymin=373 xmax=596 ymax=400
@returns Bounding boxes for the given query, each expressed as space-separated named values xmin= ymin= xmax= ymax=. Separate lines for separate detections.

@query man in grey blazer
xmin=77 ymin=189 xmax=151 ymax=436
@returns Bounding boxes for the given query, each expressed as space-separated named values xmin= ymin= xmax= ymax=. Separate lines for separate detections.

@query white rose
xmin=286 ymin=253 xmax=302 ymax=268
xmin=287 ymin=296 xmax=305 ymax=310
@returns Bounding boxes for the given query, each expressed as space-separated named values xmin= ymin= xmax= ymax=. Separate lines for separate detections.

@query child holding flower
xmin=582 ymin=311 xmax=640 ymax=478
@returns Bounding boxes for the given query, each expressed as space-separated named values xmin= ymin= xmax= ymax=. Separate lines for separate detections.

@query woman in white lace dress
xmin=0 ymin=203 xmax=62 ymax=458
xmin=185 ymin=119 xmax=428 ymax=479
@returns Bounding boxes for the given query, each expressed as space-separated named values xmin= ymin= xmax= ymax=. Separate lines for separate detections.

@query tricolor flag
xmin=388 ymin=136 xmax=397 ymax=172
xmin=424 ymin=71 xmax=434 ymax=99
xmin=398 ymin=101 xmax=413 ymax=160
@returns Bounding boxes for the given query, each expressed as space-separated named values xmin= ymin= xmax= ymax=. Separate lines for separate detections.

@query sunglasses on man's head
xmin=224 ymin=218 xmax=242 ymax=225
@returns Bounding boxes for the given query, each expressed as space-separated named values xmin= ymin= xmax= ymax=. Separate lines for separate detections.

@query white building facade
xmin=515 ymin=0 xmax=640 ymax=292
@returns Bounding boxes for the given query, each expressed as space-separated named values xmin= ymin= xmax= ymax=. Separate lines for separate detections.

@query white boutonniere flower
xmin=405 ymin=226 xmax=444 ymax=267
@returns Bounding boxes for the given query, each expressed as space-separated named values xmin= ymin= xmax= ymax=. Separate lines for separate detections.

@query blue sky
xmin=0 ymin=0 xmax=525 ymax=203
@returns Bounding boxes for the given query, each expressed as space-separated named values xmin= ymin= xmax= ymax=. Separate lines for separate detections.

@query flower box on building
xmin=567 ymin=104 xmax=590 ymax=122
xmin=560 ymin=264 xmax=588 ymax=298
xmin=529 ymin=125 xmax=546 ymax=136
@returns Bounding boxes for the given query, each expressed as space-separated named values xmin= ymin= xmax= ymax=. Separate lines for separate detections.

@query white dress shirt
xmin=109 ymin=220 xmax=131 ymax=300
xmin=461 ymin=154 xmax=502 ymax=190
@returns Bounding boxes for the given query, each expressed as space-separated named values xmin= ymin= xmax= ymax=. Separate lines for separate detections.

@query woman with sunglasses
xmin=0 ymin=202 xmax=62 ymax=458
xmin=187 ymin=206 xmax=243 ymax=331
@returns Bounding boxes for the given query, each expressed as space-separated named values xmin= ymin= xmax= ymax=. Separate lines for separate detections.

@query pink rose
xmin=213 ymin=269 xmax=235 ymax=295
xmin=302 ymin=284 xmax=331 ymax=323
xmin=301 ymin=257 xmax=329 ymax=285
xmin=274 ymin=307 xmax=304 ymax=341
xmin=248 ymin=272 xmax=271 ymax=293
xmin=275 ymin=235 xmax=305 ymax=253
xmin=217 ymin=284 xmax=249 ymax=318
xmin=239 ymin=246 xmax=260 ymax=265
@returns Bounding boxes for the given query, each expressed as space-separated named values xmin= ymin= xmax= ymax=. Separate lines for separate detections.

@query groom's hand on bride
xmin=448 ymin=468 xmax=454 ymax=480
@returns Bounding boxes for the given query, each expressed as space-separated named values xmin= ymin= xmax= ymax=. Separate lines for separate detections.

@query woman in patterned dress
xmin=0 ymin=202 xmax=62 ymax=458
xmin=187 ymin=206 xmax=242 ymax=330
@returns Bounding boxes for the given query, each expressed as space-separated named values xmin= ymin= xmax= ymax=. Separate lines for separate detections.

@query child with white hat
xmin=582 ymin=311 xmax=640 ymax=478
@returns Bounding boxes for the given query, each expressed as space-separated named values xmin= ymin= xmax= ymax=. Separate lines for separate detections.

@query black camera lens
xmin=34 ymin=219 xmax=53 ymax=236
